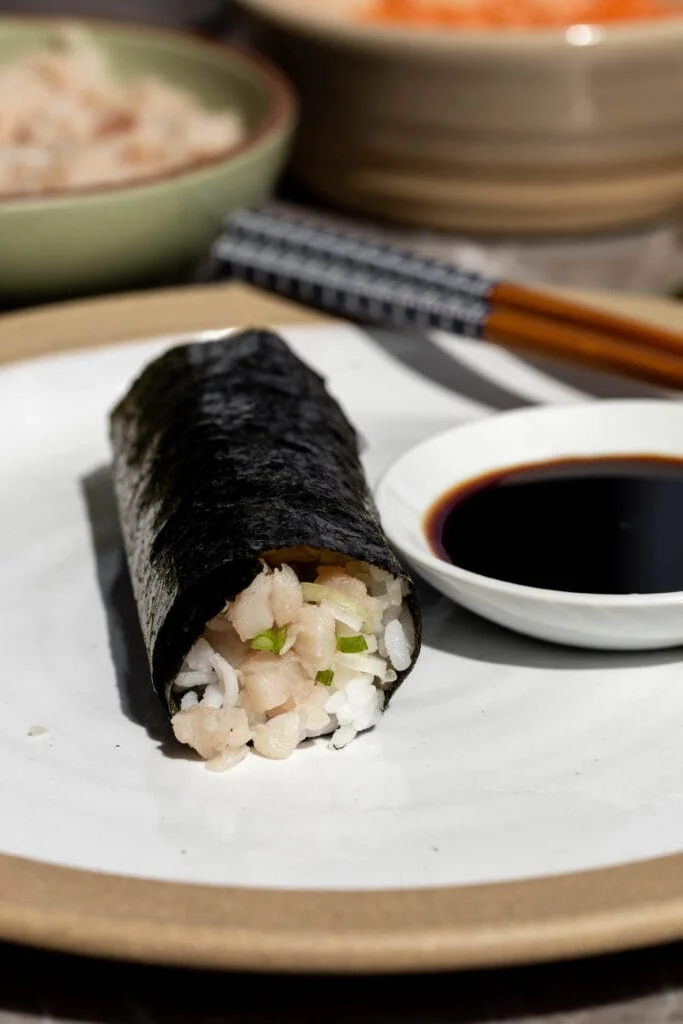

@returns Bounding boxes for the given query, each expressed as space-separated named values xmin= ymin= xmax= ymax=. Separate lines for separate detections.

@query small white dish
xmin=376 ymin=399 xmax=683 ymax=651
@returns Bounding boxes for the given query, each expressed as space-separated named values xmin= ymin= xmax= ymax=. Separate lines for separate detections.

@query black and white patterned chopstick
xmin=212 ymin=231 xmax=488 ymax=338
xmin=225 ymin=206 xmax=496 ymax=299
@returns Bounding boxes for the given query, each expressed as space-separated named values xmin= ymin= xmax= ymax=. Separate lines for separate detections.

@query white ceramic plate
xmin=4 ymin=321 xmax=683 ymax=965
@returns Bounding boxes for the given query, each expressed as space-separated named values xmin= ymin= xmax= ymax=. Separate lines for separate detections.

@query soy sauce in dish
xmin=426 ymin=455 xmax=683 ymax=595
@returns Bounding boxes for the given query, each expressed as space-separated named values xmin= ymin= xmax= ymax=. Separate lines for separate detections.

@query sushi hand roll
xmin=110 ymin=329 xmax=421 ymax=771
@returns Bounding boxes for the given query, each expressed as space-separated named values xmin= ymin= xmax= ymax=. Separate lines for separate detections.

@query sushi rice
xmin=171 ymin=559 xmax=415 ymax=770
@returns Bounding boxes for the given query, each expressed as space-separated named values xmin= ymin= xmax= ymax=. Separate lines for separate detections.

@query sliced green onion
xmin=250 ymin=625 xmax=288 ymax=654
xmin=336 ymin=635 xmax=368 ymax=654
xmin=301 ymin=582 xmax=374 ymax=631
xmin=301 ymin=582 xmax=327 ymax=604
xmin=316 ymin=669 xmax=334 ymax=687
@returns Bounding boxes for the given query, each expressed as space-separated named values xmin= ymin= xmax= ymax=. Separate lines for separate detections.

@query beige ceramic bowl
xmin=239 ymin=0 xmax=683 ymax=234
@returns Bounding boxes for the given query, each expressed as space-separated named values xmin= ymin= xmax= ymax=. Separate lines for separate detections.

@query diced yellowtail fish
xmin=170 ymin=559 xmax=417 ymax=770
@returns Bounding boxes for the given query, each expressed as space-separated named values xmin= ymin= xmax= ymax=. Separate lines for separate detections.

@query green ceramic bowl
xmin=0 ymin=17 xmax=296 ymax=301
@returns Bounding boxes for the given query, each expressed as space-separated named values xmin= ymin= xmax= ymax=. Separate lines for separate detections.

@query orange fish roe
xmin=362 ymin=0 xmax=676 ymax=28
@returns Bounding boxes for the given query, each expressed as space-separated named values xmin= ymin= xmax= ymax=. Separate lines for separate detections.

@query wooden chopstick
xmin=493 ymin=281 xmax=683 ymax=362
xmin=486 ymin=304 xmax=683 ymax=390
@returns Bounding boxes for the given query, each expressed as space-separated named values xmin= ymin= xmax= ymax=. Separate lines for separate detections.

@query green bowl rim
xmin=0 ymin=13 xmax=297 ymax=210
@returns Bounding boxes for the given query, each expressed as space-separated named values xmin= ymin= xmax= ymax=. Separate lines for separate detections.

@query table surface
xmin=2 ymin=936 xmax=683 ymax=1024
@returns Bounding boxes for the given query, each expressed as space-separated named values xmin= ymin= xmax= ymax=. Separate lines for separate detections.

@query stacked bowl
xmin=240 ymin=0 xmax=683 ymax=234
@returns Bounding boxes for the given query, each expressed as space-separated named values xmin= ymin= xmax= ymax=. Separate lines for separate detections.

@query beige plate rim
xmin=4 ymin=280 xmax=683 ymax=974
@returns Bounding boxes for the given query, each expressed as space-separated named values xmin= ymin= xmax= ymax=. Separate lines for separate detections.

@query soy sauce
xmin=426 ymin=455 xmax=683 ymax=595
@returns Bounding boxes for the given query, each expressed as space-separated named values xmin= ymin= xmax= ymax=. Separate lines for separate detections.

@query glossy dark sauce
xmin=426 ymin=455 xmax=683 ymax=595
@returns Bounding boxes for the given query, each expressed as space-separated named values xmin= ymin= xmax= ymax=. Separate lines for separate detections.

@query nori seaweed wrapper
xmin=109 ymin=328 xmax=421 ymax=713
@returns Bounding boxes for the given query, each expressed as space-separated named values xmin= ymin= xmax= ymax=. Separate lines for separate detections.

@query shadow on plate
xmin=363 ymin=326 xmax=670 ymax=411
xmin=516 ymin=349 xmax=669 ymax=400
xmin=415 ymin=575 xmax=682 ymax=671
xmin=80 ymin=464 xmax=196 ymax=761
xmin=363 ymin=327 xmax=531 ymax=412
